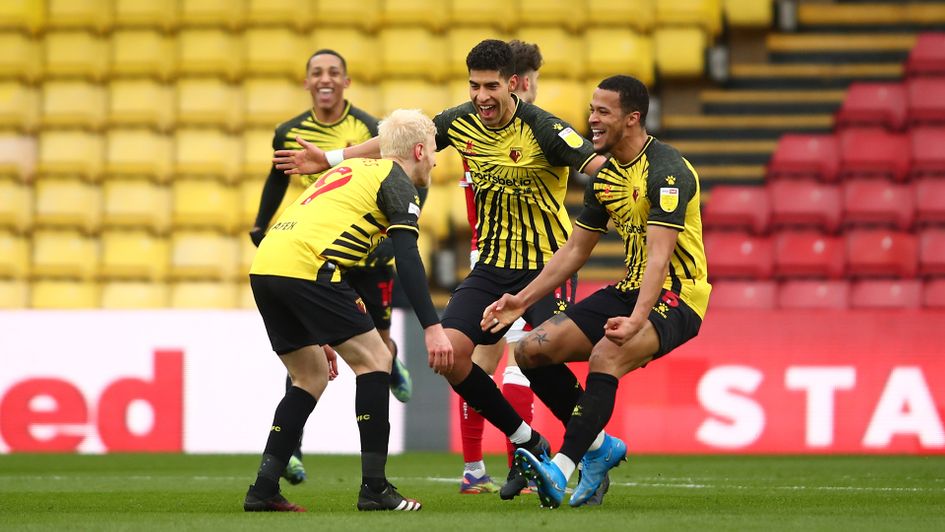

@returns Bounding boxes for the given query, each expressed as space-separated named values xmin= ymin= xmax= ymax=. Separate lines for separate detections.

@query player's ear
xmin=414 ymin=142 xmax=423 ymax=162
xmin=343 ymin=75 xmax=351 ymax=89
xmin=507 ymin=73 xmax=519 ymax=92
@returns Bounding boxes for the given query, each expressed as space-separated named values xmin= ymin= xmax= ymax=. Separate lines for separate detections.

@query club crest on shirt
xmin=509 ymin=147 xmax=522 ymax=163
xmin=659 ymin=187 xmax=679 ymax=212
xmin=464 ymin=140 xmax=475 ymax=155
xmin=665 ymin=175 xmax=677 ymax=185
xmin=633 ymin=186 xmax=640 ymax=202
xmin=557 ymin=127 xmax=584 ymax=149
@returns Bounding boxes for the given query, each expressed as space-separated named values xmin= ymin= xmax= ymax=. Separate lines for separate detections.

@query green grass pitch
xmin=1 ymin=453 xmax=943 ymax=531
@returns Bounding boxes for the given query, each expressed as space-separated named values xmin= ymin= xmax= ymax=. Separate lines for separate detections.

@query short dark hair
xmin=509 ymin=40 xmax=542 ymax=75
xmin=306 ymin=49 xmax=347 ymax=74
xmin=466 ymin=39 xmax=515 ymax=78
xmin=598 ymin=75 xmax=649 ymax=122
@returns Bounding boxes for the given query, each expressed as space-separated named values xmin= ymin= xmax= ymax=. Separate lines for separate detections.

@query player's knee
xmin=290 ymin=371 xmax=329 ymax=399
xmin=513 ymin=340 xmax=543 ymax=369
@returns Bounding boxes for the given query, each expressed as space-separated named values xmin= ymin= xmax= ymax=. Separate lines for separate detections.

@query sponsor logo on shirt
xmin=557 ymin=127 xmax=584 ymax=149
xmin=660 ymin=187 xmax=679 ymax=212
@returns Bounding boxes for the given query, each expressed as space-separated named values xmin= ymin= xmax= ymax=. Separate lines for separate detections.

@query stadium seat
xmin=0 ymin=1 xmax=45 ymax=34
xmin=530 ymin=78 xmax=587 ymax=131
xmin=177 ymin=29 xmax=241 ymax=80
xmin=176 ymin=78 xmax=242 ymax=131
xmin=241 ymin=129 xmax=276 ymax=178
xmin=768 ymin=180 xmax=841 ymax=233
xmin=0 ymin=279 xmax=28 ymax=308
xmin=343 ymin=83 xmax=380 ymax=118
xmin=242 ymin=79 xmax=310 ymax=129
xmin=37 ymin=130 xmax=104 ymax=180
xmin=110 ymin=30 xmax=175 ymax=80
xmin=0 ymin=231 xmax=29 ymax=278
xmin=172 ymin=179 xmax=238 ymax=232
xmin=31 ymin=230 xmax=98 ymax=280
xmin=656 ymin=0 xmax=723 ymax=37
xmin=46 ymin=0 xmax=112 ymax=33
xmin=914 ymin=178 xmax=945 ymax=226
xmin=906 ymin=32 xmax=945 ymax=77
xmin=378 ymin=28 xmax=446 ymax=81
xmin=448 ymin=0 xmax=517 ymax=32
xmin=778 ymin=280 xmax=850 ymax=309
xmin=101 ymin=281 xmax=168 ymax=308
xmin=100 ymin=230 xmax=168 ymax=281
xmin=44 ymin=31 xmax=109 ymax=80
xmin=519 ymin=0 xmax=587 ymax=32
xmin=0 ymin=179 xmax=33 ymax=232
xmin=906 ymin=78 xmax=945 ymax=126
xmin=918 ymin=228 xmax=945 ymax=277
xmin=102 ymin=179 xmax=171 ymax=233
xmin=379 ymin=80 xmax=448 ymax=121
xmin=173 ymin=128 xmax=241 ymax=183
xmin=179 ymin=0 xmax=245 ymax=30
xmin=105 ymin=129 xmax=173 ymax=181
xmin=842 ymin=179 xmax=914 ymax=230
xmin=245 ymin=0 xmax=311 ymax=30
xmin=925 ymin=278 xmax=945 ymax=308
xmin=309 ymin=29 xmax=380 ymax=83
xmin=239 ymin=235 xmax=256 ymax=275
xmin=445 ymin=28 xmax=509 ymax=79
xmin=113 ymin=0 xmax=179 ymax=32
xmin=706 ymin=280 xmax=776 ymax=309
xmin=838 ymin=129 xmax=910 ymax=182
xmin=850 ymin=279 xmax=922 ymax=309
xmin=703 ymin=231 xmax=773 ymax=279
xmin=418 ymin=183 xmax=451 ymax=241
xmin=702 ymin=185 xmax=769 ymax=234
xmin=382 ymin=0 xmax=448 ymax=31
xmin=0 ymin=32 xmax=43 ymax=82
xmin=429 ymin=147 xmax=462 ymax=187
xmin=0 ymin=82 xmax=39 ymax=132
xmin=517 ymin=27 xmax=584 ymax=80
xmin=835 ymin=82 xmax=907 ymax=132
xmin=723 ymin=0 xmax=772 ymax=27
xmin=587 ymin=0 xmax=655 ymax=32
xmin=312 ymin=0 xmax=381 ymax=32
xmin=30 ymin=280 xmax=100 ymax=308
xmin=845 ymin=229 xmax=918 ymax=278
xmin=773 ymin=231 xmax=845 ymax=279
xmin=238 ymin=281 xmax=256 ymax=309
xmin=170 ymin=281 xmax=238 ymax=308
xmin=0 ymin=135 xmax=37 ymax=181
xmin=654 ymin=27 xmax=706 ymax=78
xmin=766 ymin=134 xmax=840 ymax=183
xmin=107 ymin=80 xmax=174 ymax=131
xmin=243 ymin=29 xmax=305 ymax=79
xmin=170 ymin=232 xmax=239 ymax=281
xmin=33 ymin=178 xmax=102 ymax=233
xmin=41 ymin=81 xmax=106 ymax=130
xmin=239 ymin=178 xmax=263 ymax=230
xmin=910 ymin=127 xmax=945 ymax=178
xmin=585 ymin=29 xmax=655 ymax=88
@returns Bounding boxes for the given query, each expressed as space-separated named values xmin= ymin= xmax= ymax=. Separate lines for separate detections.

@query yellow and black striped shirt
xmin=434 ymin=96 xmax=597 ymax=270
xmin=576 ymin=137 xmax=711 ymax=318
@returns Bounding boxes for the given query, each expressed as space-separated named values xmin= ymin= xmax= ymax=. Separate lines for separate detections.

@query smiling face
xmin=468 ymin=69 xmax=517 ymax=127
xmin=588 ymin=88 xmax=634 ymax=154
xmin=304 ymin=53 xmax=349 ymax=116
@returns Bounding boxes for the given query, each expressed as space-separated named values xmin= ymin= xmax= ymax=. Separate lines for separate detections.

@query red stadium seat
xmin=914 ymin=178 xmax=945 ymax=226
xmin=910 ymin=127 xmax=945 ymax=178
xmin=706 ymin=280 xmax=776 ymax=309
xmin=842 ymin=179 xmax=914 ymax=230
xmin=925 ymin=278 xmax=945 ymax=308
xmin=703 ymin=232 xmax=773 ymax=279
xmin=918 ymin=228 xmax=945 ymax=277
xmin=838 ymin=129 xmax=911 ymax=182
xmin=702 ymin=185 xmax=769 ymax=234
xmin=850 ymin=279 xmax=922 ymax=309
xmin=906 ymin=78 xmax=945 ymax=126
xmin=773 ymin=231 xmax=845 ymax=279
xmin=766 ymin=134 xmax=839 ymax=182
xmin=835 ymin=82 xmax=907 ymax=131
xmin=906 ymin=32 xmax=945 ymax=77
xmin=768 ymin=180 xmax=842 ymax=233
xmin=845 ymin=229 xmax=918 ymax=278
xmin=778 ymin=280 xmax=850 ymax=309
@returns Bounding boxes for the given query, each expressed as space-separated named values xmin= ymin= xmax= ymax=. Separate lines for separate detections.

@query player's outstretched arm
xmin=273 ymin=136 xmax=382 ymax=175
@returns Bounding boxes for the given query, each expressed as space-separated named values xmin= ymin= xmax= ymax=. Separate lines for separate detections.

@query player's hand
xmin=365 ymin=239 xmax=394 ymax=268
xmin=424 ymin=324 xmax=454 ymax=375
xmin=604 ymin=316 xmax=645 ymax=346
xmin=323 ymin=345 xmax=339 ymax=381
xmin=273 ymin=136 xmax=328 ymax=175
xmin=481 ymin=294 xmax=526 ymax=333
xmin=248 ymin=227 xmax=265 ymax=247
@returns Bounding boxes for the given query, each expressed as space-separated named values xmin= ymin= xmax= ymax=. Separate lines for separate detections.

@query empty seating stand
xmin=842 ymin=179 xmax=914 ymax=230
xmin=767 ymin=134 xmax=839 ymax=182
xmin=707 ymin=280 xmax=777 ymax=309
xmin=703 ymin=232 xmax=774 ymax=279
xmin=906 ymin=32 xmax=945 ymax=77
xmin=906 ymin=78 xmax=945 ymax=126
xmin=702 ymin=185 xmax=769 ymax=234
xmin=773 ymin=231 xmax=845 ymax=279
xmin=838 ymin=129 xmax=910 ymax=182
xmin=779 ymin=280 xmax=850 ymax=309
xmin=768 ymin=180 xmax=842 ymax=234
xmin=910 ymin=127 xmax=945 ymax=178
xmin=835 ymin=82 xmax=907 ymax=131
xmin=845 ymin=229 xmax=918 ymax=279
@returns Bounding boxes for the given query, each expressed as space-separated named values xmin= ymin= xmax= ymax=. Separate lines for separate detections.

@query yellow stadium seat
xmin=113 ymin=0 xmax=178 ymax=32
xmin=656 ymin=0 xmax=722 ymax=37
xmin=243 ymin=28 xmax=305 ymax=79
xmin=723 ymin=0 xmax=772 ymax=27
xmin=585 ymin=29 xmax=655 ymax=87
xmin=0 ymin=32 xmax=43 ymax=82
xmin=0 ymin=82 xmax=39 ymax=132
xmin=516 ymin=27 xmax=584 ymax=79
xmin=448 ymin=79 xmax=472 ymax=108
xmin=345 ymin=84 xmax=380 ymax=118
xmin=102 ymin=179 xmax=171 ymax=233
xmin=654 ymin=27 xmax=706 ymax=78
xmin=448 ymin=0 xmax=518 ymax=32
xmin=176 ymin=78 xmax=242 ymax=131
xmin=30 ymin=280 xmax=100 ymax=308
xmin=0 ymin=231 xmax=30 ymax=278
xmin=430 ymin=147 xmax=463 ymax=186
xmin=446 ymin=28 xmax=511 ymax=79
xmin=418 ymin=183 xmax=451 ymax=241
xmin=518 ymin=0 xmax=587 ymax=32
xmin=172 ymin=179 xmax=238 ymax=232
xmin=101 ymin=281 xmax=168 ymax=308
xmin=34 ymin=178 xmax=102 ymax=233
xmin=170 ymin=232 xmax=239 ymax=281
xmin=241 ymin=129 xmax=275 ymax=178
xmin=239 ymin=235 xmax=256 ymax=275
xmin=32 ymin=230 xmax=98 ymax=280
xmin=170 ymin=281 xmax=238 ymax=308
xmin=312 ymin=0 xmax=380 ymax=32
xmin=100 ymin=230 xmax=168 ymax=281
xmin=239 ymin=177 xmax=264 ymax=229
xmin=44 ymin=31 xmax=109 ymax=81
xmin=177 ymin=29 xmax=242 ymax=81
xmin=0 ymin=179 xmax=33 ymax=231
xmin=449 ymin=178 xmax=472 ymax=231
xmin=242 ymin=79 xmax=310 ymax=129
xmin=179 ymin=0 xmax=246 ymax=30
xmin=107 ymin=80 xmax=175 ymax=131
xmin=47 ymin=0 xmax=112 ymax=33
xmin=105 ymin=129 xmax=173 ymax=181
xmin=382 ymin=0 xmax=449 ymax=32
xmin=238 ymin=281 xmax=256 ymax=309
xmin=37 ymin=131 xmax=104 ymax=180
xmin=378 ymin=28 xmax=446 ymax=81
xmin=40 ymin=81 xmax=106 ymax=130
xmin=309 ymin=29 xmax=380 ymax=83
xmin=0 ymin=0 xmax=45 ymax=34
xmin=110 ymin=30 xmax=175 ymax=80
xmin=535 ymin=78 xmax=588 ymax=131
xmin=588 ymin=0 xmax=655 ymax=32
xmin=379 ymin=80 xmax=448 ymax=121
xmin=246 ymin=0 xmax=312 ymax=30
xmin=0 ymin=135 xmax=37 ymax=182
xmin=173 ymin=128 xmax=241 ymax=183
xmin=0 ymin=279 xmax=28 ymax=308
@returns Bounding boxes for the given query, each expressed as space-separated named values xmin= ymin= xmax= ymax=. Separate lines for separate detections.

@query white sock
xmin=508 ymin=421 xmax=532 ymax=445
xmin=503 ymin=365 xmax=530 ymax=386
xmin=464 ymin=461 xmax=486 ymax=477
xmin=552 ymin=454 xmax=576 ymax=481
xmin=587 ymin=431 xmax=606 ymax=452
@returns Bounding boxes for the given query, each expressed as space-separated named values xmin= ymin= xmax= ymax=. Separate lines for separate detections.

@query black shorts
xmin=344 ymin=265 xmax=395 ymax=330
xmin=250 ymin=274 xmax=374 ymax=355
xmin=564 ymin=285 xmax=702 ymax=359
xmin=441 ymin=263 xmax=577 ymax=346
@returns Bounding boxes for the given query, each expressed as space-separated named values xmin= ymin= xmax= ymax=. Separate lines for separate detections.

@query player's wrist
xmin=326 ymin=148 xmax=345 ymax=167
